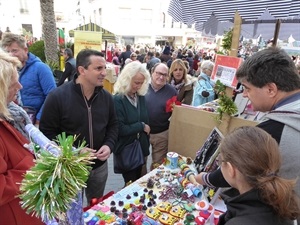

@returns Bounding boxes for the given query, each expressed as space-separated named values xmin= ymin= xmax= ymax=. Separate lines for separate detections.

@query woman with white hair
xmin=113 ymin=61 xmax=151 ymax=185
xmin=192 ymin=60 xmax=215 ymax=106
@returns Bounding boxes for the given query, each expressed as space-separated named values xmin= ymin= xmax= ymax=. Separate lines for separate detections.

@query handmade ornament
xmin=159 ymin=214 xmax=179 ymax=225
xmin=169 ymin=205 xmax=186 ymax=218
xmin=146 ymin=207 xmax=162 ymax=220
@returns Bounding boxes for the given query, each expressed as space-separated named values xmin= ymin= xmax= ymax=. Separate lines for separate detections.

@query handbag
xmin=113 ymin=136 xmax=145 ymax=173
xmin=113 ymin=100 xmax=145 ymax=173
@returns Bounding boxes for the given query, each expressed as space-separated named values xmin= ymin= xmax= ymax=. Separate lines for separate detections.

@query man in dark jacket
xmin=57 ymin=48 xmax=76 ymax=86
xmin=118 ymin=44 xmax=132 ymax=70
xmin=40 ymin=49 xmax=118 ymax=204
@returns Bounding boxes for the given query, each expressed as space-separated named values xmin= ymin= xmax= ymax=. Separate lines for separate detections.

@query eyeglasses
xmin=132 ymin=55 xmax=137 ymax=57
xmin=155 ymin=71 xmax=168 ymax=78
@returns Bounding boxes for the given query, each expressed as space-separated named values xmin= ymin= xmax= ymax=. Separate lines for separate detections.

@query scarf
xmin=7 ymin=101 xmax=32 ymax=140
xmin=170 ymin=78 xmax=185 ymax=93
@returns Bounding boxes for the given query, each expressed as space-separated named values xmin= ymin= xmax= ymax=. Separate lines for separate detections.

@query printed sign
xmin=211 ymin=55 xmax=243 ymax=88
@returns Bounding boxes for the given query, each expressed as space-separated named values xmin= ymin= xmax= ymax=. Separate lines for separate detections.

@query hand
xmin=80 ymin=147 xmax=97 ymax=160
xmin=34 ymin=120 xmax=40 ymax=128
xmin=144 ymin=124 xmax=151 ymax=135
xmin=95 ymin=145 xmax=111 ymax=161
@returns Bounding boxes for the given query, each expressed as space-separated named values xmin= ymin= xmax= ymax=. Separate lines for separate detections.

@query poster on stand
xmin=74 ymin=30 xmax=102 ymax=57
xmin=211 ymin=55 xmax=243 ymax=88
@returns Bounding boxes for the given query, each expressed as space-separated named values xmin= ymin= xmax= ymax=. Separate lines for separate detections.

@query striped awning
xmin=69 ymin=22 xmax=117 ymax=43
xmin=168 ymin=0 xmax=300 ymax=39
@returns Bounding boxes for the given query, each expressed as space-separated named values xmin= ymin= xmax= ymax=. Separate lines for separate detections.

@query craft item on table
xmin=183 ymin=213 xmax=195 ymax=225
xmin=213 ymin=210 xmax=223 ymax=225
xmin=183 ymin=202 xmax=195 ymax=212
xmin=128 ymin=211 xmax=144 ymax=224
xmin=195 ymin=200 xmax=209 ymax=211
xmin=165 ymin=152 xmax=179 ymax=169
xmin=147 ymin=178 xmax=155 ymax=188
xmin=195 ymin=216 xmax=206 ymax=225
xmin=159 ymin=213 xmax=179 ymax=225
xmin=143 ymin=217 xmax=161 ymax=225
xmin=157 ymin=202 xmax=172 ymax=212
xmin=86 ymin=216 xmax=99 ymax=225
xmin=199 ymin=203 xmax=214 ymax=220
xmin=84 ymin=191 xmax=114 ymax=211
xmin=169 ymin=205 xmax=186 ymax=218
xmin=178 ymin=158 xmax=199 ymax=186
xmin=95 ymin=210 xmax=116 ymax=223
xmin=186 ymin=184 xmax=202 ymax=198
xmin=146 ymin=207 xmax=162 ymax=220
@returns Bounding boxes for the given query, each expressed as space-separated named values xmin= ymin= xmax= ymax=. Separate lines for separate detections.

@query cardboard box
xmin=168 ymin=105 xmax=258 ymax=159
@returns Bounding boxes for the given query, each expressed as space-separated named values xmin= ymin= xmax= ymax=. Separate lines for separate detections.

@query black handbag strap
xmin=136 ymin=97 xmax=141 ymax=140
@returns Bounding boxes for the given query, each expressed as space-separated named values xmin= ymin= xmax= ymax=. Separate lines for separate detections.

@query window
xmin=141 ymin=9 xmax=152 ymax=26
xmin=19 ymin=0 xmax=29 ymax=14
xmin=119 ymin=8 xmax=131 ymax=24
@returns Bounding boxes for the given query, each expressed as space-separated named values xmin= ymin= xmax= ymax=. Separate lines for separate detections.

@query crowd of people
xmin=0 ymin=31 xmax=299 ymax=225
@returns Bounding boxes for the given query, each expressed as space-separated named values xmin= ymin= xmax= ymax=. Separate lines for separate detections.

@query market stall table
xmin=83 ymin=156 xmax=226 ymax=225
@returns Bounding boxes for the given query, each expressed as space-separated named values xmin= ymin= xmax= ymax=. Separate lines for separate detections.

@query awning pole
xmin=230 ymin=10 xmax=242 ymax=57
xmin=272 ymin=19 xmax=281 ymax=47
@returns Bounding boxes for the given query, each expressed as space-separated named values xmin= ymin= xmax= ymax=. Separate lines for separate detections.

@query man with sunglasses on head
xmin=145 ymin=63 xmax=177 ymax=170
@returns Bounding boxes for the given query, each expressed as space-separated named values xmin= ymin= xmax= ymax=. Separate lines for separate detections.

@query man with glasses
xmin=145 ymin=63 xmax=177 ymax=170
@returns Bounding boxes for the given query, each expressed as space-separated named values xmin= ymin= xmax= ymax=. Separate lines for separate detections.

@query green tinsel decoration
xmin=214 ymin=80 xmax=238 ymax=123
xmin=19 ymin=133 xmax=93 ymax=222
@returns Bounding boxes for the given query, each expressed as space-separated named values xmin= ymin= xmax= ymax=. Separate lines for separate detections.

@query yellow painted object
xmin=60 ymin=56 xmax=65 ymax=71
xmin=103 ymin=79 xmax=114 ymax=94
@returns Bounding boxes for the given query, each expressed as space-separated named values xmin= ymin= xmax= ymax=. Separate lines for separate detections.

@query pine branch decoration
xmin=214 ymin=80 xmax=238 ymax=123
xmin=19 ymin=133 xmax=94 ymax=222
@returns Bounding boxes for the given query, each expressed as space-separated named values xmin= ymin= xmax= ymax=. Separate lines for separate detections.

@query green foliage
xmin=28 ymin=40 xmax=46 ymax=62
xmin=221 ymin=28 xmax=233 ymax=55
xmin=214 ymin=80 xmax=238 ymax=123
xmin=45 ymin=60 xmax=60 ymax=72
xmin=19 ymin=133 xmax=93 ymax=221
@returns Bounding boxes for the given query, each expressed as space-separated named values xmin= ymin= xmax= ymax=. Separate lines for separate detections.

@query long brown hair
xmin=221 ymin=126 xmax=300 ymax=220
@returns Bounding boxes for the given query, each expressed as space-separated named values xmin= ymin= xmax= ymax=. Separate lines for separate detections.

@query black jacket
xmin=40 ymin=77 xmax=119 ymax=169
xmin=57 ymin=57 xmax=76 ymax=86
xmin=218 ymin=188 xmax=291 ymax=225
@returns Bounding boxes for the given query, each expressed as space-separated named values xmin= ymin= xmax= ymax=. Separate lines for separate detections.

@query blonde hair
xmin=169 ymin=59 xmax=188 ymax=84
xmin=221 ymin=126 xmax=300 ymax=220
xmin=113 ymin=61 xmax=150 ymax=96
xmin=0 ymin=49 xmax=22 ymax=119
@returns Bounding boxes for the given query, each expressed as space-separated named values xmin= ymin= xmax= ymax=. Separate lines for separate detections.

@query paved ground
xmin=83 ymin=150 xmax=152 ymax=206
xmin=104 ymin=152 xmax=152 ymax=194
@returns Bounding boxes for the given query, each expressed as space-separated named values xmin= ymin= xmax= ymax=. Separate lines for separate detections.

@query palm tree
xmin=40 ymin=0 xmax=58 ymax=64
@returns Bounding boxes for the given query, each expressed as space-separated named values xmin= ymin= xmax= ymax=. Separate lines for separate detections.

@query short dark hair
xmin=236 ymin=47 xmax=300 ymax=92
xmin=147 ymin=51 xmax=154 ymax=57
xmin=64 ymin=48 xmax=73 ymax=58
xmin=76 ymin=49 xmax=104 ymax=72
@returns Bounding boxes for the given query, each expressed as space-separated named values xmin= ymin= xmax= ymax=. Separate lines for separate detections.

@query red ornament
xmin=166 ymin=96 xmax=181 ymax=113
